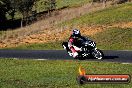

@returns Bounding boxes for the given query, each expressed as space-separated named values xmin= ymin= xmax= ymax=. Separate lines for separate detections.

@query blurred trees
xmin=0 ymin=0 xmax=10 ymax=22
xmin=0 ymin=0 xmax=57 ymax=27
xmin=17 ymin=0 xmax=36 ymax=27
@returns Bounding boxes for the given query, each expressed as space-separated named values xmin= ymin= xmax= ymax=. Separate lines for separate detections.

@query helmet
xmin=72 ymin=29 xmax=81 ymax=38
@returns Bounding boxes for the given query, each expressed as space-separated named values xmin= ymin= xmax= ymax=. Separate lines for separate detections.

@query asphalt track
xmin=0 ymin=50 xmax=132 ymax=63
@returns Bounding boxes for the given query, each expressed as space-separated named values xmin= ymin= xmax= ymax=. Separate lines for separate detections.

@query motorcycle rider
xmin=68 ymin=29 xmax=86 ymax=58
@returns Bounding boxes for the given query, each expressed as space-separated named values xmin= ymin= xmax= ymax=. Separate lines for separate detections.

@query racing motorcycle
xmin=62 ymin=36 xmax=104 ymax=60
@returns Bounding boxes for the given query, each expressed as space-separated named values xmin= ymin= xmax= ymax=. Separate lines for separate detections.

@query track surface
xmin=0 ymin=50 xmax=132 ymax=63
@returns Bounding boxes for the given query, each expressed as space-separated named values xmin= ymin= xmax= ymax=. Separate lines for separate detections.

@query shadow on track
xmin=103 ymin=56 xmax=119 ymax=59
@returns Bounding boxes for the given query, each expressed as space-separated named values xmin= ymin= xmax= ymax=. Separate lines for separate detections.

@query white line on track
xmin=34 ymin=59 xmax=48 ymax=61
xmin=12 ymin=58 xmax=48 ymax=61
xmin=13 ymin=58 xmax=19 ymax=60
xmin=122 ymin=63 xmax=132 ymax=64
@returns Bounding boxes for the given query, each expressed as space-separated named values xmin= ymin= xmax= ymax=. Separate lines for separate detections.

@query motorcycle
xmin=62 ymin=36 xmax=104 ymax=60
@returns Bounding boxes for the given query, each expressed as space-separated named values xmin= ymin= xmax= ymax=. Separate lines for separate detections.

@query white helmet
xmin=72 ymin=29 xmax=81 ymax=37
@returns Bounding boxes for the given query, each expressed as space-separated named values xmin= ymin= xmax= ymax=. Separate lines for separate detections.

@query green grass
xmin=5 ymin=42 xmax=63 ymax=50
xmin=60 ymin=3 xmax=132 ymax=27
xmin=91 ymin=27 xmax=132 ymax=50
xmin=36 ymin=0 xmax=91 ymax=12
xmin=56 ymin=0 xmax=91 ymax=9
xmin=0 ymin=59 xmax=132 ymax=88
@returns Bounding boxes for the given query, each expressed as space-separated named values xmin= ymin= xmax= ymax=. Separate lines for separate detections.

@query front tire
xmin=92 ymin=49 xmax=104 ymax=59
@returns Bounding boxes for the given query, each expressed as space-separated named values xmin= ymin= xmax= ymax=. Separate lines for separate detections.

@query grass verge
xmin=0 ymin=59 xmax=132 ymax=88
xmin=56 ymin=0 xmax=91 ymax=9
xmin=5 ymin=41 xmax=63 ymax=50
xmin=35 ymin=0 xmax=91 ymax=13
xmin=60 ymin=3 xmax=132 ymax=27
xmin=92 ymin=27 xmax=132 ymax=50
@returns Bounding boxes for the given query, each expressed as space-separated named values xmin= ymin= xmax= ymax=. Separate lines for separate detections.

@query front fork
xmin=91 ymin=47 xmax=98 ymax=54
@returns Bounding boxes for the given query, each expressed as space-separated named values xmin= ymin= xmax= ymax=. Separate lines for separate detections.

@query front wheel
xmin=92 ymin=48 xmax=104 ymax=59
